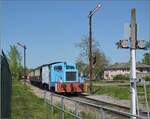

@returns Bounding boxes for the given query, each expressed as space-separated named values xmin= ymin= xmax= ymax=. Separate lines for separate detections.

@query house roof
xmin=106 ymin=63 xmax=150 ymax=70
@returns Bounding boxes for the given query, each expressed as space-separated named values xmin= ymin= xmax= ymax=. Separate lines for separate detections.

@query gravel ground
xmin=26 ymin=82 xmax=149 ymax=119
xmin=85 ymin=95 xmax=130 ymax=108
xmin=27 ymin=82 xmax=130 ymax=109
xmin=27 ymin=83 xmax=77 ymax=111
xmin=27 ymin=83 xmax=124 ymax=118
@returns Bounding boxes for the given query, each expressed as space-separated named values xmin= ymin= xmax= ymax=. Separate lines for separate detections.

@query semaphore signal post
xmin=116 ymin=8 xmax=147 ymax=119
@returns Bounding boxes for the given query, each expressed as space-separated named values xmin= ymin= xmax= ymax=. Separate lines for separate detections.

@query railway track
xmin=28 ymin=82 xmax=148 ymax=119
xmin=72 ymin=94 xmax=130 ymax=112
xmin=71 ymin=94 xmax=149 ymax=117
xmin=30 ymin=82 xmax=129 ymax=111
xmin=30 ymin=81 xmax=145 ymax=112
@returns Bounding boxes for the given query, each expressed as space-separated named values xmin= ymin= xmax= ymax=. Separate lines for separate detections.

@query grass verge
xmin=90 ymin=83 xmax=150 ymax=101
xmin=11 ymin=80 xmax=99 ymax=119
xmin=92 ymin=85 xmax=130 ymax=99
xmin=11 ymin=80 xmax=52 ymax=119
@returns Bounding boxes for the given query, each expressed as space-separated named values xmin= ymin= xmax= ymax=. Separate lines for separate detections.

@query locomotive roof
xmin=33 ymin=62 xmax=64 ymax=70
xmin=29 ymin=62 xmax=77 ymax=74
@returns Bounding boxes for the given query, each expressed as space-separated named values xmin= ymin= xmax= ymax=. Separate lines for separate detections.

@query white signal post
xmin=130 ymin=9 xmax=137 ymax=118
xmin=130 ymin=49 xmax=137 ymax=118
xmin=116 ymin=8 xmax=147 ymax=119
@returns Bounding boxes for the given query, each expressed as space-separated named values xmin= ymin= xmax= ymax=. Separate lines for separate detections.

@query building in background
xmin=104 ymin=63 xmax=150 ymax=80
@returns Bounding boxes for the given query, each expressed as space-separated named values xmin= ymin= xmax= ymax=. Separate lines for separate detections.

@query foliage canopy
xmin=75 ymin=36 xmax=108 ymax=80
xmin=142 ymin=41 xmax=150 ymax=65
xmin=7 ymin=45 xmax=23 ymax=80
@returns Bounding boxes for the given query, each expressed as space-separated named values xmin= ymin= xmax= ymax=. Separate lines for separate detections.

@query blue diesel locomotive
xmin=28 ymin=62 xmax=87 ymax=93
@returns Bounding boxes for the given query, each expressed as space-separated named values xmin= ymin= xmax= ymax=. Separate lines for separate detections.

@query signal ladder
xmin=135 ymin=78 xmax=150 ymax=118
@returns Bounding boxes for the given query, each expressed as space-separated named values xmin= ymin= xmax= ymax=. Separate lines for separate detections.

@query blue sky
xmin=1 ymin=0 xmax=150 ymax=68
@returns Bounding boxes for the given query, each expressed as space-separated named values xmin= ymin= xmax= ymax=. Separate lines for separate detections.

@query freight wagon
xmin=28 ymin=62 xmax=87 ymax=93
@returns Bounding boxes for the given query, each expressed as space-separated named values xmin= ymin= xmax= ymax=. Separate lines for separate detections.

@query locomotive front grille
xmin=66 ymin=72 xmax=76 ymax=81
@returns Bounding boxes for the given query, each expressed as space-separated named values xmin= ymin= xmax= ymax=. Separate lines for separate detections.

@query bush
xmin=144 ymin=76 xmax=150 ymax=81
xmin=113 ymin=74 xmax=129 ymax=80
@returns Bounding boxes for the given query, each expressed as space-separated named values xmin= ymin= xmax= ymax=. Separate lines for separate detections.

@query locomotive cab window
xmin=66 ymin=66 xmax=75 ymax=69
xmin=54 ymin=66 xmax=62 ymax=71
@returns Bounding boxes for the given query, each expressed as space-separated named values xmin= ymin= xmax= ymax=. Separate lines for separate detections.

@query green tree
xmin=7 ymin=45 xmax=23 ymax=80
xmin=75 ymin=36 xmax=108 ymax=80
xmin=142 ymin=53 xmax=150 ymax=65
xmin=76 ymin=57 xmax=88 ymax=76
xmin=93 ymin=50 xmax=108 ymax=80
xmin=75 ymin=36 xmax=100 ymax=61
xmin=142 ymin=41 xmax=150 ymax=65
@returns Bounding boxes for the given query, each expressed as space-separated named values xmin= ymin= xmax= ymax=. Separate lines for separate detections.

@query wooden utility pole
xmin=17 ymin=42 xmax=27 ymax=82
xmin=88 ymin=3 xmax=102 ymax=94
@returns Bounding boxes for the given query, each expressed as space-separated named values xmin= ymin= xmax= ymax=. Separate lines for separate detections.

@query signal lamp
xmin=116 ymin=40 xmax=129 ymax=49
xmin=137 ymin=40 xmax=147 ymax=50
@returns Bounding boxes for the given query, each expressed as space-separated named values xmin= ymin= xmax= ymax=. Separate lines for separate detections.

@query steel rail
xmin=48 ymin=92 xmax=147 ymax=119
xmin=78 ymin=95 xmax=130 ymax=110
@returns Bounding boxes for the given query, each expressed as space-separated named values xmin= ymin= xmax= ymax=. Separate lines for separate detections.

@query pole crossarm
xmin=88 ymin=3 xmax=102 ymax=18
xmin=17 ymin=42 xmax=27 ymax=49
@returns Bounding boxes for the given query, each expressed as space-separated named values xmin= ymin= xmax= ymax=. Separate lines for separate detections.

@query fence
xmin=43 ymin=90 xmax=149 ymax=119
xmin=1 ymin=51 xmax=12 ymax=119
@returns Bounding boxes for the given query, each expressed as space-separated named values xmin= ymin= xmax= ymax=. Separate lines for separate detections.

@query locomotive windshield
xmin=66 ymin=65 xmax=75 ymax=69
xmin=66 ymin=72 xmax=76 ymax=81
